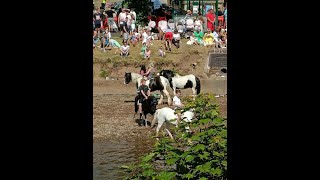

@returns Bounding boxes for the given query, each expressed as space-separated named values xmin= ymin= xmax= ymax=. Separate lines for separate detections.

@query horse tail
xmin=195 ymin=76 xmax=201 ymax=95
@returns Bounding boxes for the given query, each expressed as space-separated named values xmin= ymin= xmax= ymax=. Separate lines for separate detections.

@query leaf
xmin=142 ymin=152 xmax=155 ymax=162
xmin=182 ymin=173 xmax=194 ymax=179
xmin=192 ymin=144 xmax=206 ymax=152
xmin=120 ymin=165 xmax=130 ymax=169
xmin=199 ymin=118 xmax=210 ymax=125
xmin=199 ymin=151 xmax=210 ymax=160
xmin=185 ymin=155 xmax=195 ymax=162
xmin=142 ymin=169 xmax=156 ymax=177
xmin=219 ymin=129 xmax=227 ymax=138
xmin=210 ymin=110 xmax=218 ymax=117
xmin=199 ymin=177 xmax=208 ymax=180
xmin=221 ymin=160 xmax=227 ymax=167
xmin=166 ymin=158 xmax=178 ymax=165
xmin=215 ymin=168 xmax=222 ymax=175
xmin=156 ymin=171 xmax=176 ymax=180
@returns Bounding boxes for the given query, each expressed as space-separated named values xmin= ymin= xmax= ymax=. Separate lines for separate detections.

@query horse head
xmin=142 ymin=95 xmax=158 ymax=115
xmin=159 ymin=70 xmax=175 ymax=81
xmin=124 ymin=72 xmax=132 ymax=85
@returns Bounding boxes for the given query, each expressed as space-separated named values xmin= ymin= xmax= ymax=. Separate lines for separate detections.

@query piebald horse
xmin=159 ymin=70 xmax=201 ymax=97
xmin=134 ymin=95 xmax=158 ymax=127
xmin=124 ymin=72 xmax=172 ymax=105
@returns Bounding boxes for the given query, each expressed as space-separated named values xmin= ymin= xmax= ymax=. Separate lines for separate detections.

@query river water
xmin=93 ymin=138 xmax=154 ymax=180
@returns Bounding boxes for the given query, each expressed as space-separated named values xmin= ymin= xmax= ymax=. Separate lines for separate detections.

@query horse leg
xmin=144 ymin=114 xmax=148 ymax=127
xmin=192 ymin=87 xmax=196 ymax=100
xmin=156 ymin=119 xmax=165 ymax=137
xmin=162 ymin=89 xmax=172 ymax=106
xmin=165 ymin=129 xmax=174 ymax=140
xmin=158 ymin=91 xmax=164 ymax=105
xmin=165 ymin=121 xmax=174 ymax=140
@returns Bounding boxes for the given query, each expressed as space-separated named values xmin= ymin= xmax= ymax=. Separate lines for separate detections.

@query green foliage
xmin=125 ymin=0 xmax=151 ymax=25
xmin=123 ymin=93 xmax=227 ymax=179
xmin=99 ymin=69 xmax=109 ymax=78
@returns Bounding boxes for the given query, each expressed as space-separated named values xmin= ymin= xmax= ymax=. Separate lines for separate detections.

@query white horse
xmin=151 ymin=107 xmax=195 ymax=139
xmin=159 ymin=70 xmax=201 ymax=97
xmin=124 ymin=72 xmax=172 ymax=105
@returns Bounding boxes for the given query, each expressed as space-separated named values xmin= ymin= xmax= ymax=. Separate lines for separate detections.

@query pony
xmin=134 ymin=94 xmax=158 ymax=127
xmin=150 ymin=107 xmax=195 ymax=139
xmin=124 ymin=72 xmax=172 ymax=105
xmin=159 ymin=70 xmax=201 ymax=96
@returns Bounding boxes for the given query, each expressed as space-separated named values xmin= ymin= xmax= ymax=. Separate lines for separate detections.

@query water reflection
xmin=93 ymin=138 xmax=154 ymax=180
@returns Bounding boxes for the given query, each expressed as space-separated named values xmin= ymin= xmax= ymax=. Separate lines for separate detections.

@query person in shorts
xmin=163 ymin=28 xmax=173 ymax=51
xmin=118 ymin=8 xmax=127 ymax=37
xmin=122 ymin=17 xmax=130 ymax=43
xmin=137 ymin=78 xmax=151 ymax=120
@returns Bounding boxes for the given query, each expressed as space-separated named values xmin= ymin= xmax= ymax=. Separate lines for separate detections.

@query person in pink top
xmin=206 ymin=8 xmax=215 ymax=32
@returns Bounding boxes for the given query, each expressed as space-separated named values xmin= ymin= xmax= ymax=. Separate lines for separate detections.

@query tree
xmin=125 ymin=0 xmax=152 ymax=26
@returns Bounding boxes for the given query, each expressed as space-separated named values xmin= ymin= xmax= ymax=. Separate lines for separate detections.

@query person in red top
xmin=206 ymin=8 xmax=215 ymax=32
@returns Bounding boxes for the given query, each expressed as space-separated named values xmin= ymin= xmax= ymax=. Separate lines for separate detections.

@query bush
xmin=122 ymin=93 xmax=227 ymax=180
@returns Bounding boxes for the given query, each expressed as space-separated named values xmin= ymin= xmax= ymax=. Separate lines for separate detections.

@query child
xmin=140 ymin=42 xmax=147 ymax=56
xmin=144 ymin=47 xmax=151 ymax=60
xmin=159 ymin=46 xmax=165 ymax=57
xmin=172 ymin=89 xmax=184 ymax=126
xmin=172 ymin=29 xmax=181 ymax=49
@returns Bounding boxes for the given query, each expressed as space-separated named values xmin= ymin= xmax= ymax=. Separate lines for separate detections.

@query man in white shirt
xmin=157 ymin=20 xmax=168 ymax=40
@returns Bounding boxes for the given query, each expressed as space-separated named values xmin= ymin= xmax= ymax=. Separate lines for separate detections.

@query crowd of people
xmin=93 ymin=2 xmax=227 ymax=58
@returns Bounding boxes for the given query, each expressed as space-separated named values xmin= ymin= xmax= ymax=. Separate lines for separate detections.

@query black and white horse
xmin=134 ymin=95 xmax=158 ymax=127
xmin=159 ymin=70 xmax=201 ymax=96
xmin=124 ymin=72 xmax=172 ymax=105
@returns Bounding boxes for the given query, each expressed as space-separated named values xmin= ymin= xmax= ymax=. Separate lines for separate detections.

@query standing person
xmin=172 ymin=89 xmax=185 ymax=126
xmin=137 ymin=78 xmax=151 ymax=120
xmin=93 ymin=7 xmax=103 ymax=38
xmin=172 ymin=29 xmax=181 ymax=49
xmin=206 ymin=8 xmax=215 ymax=32
xmin=118 ymin=8 xmax=127 ymax=38
xmin=129 ymin=8 xmax=137 ymax=34
xmin=144 ymin=47 xmax=151 ymax=60
xmin=163 ymin=28 xmax=173 ymax=51
xmin=140 ymin=42 xmax=147 ymax=56
xmin=105 ymin=7 xmax=115 ymax=32
xmin=122 ymin=17 xmax=130 ymax=44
